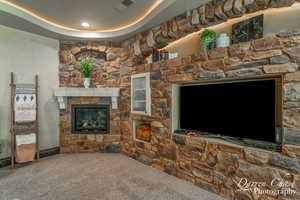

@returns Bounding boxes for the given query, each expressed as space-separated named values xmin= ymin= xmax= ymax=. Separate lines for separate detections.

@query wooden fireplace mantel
xmin=54 ymin=88 xmax=120 ymax=109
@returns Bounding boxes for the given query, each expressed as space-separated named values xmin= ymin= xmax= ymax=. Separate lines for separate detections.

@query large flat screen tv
xmin=179 ymin=78 xmax=281 ymax=144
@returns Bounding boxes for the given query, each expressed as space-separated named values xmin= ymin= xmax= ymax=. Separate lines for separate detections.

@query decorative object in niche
xmin=169 ymin=52 xmax=178 ymax=59
xmin=232 ymin=14 xmax=264 ymax=44
xmin=146 ymin=54 xmax=153 ymax=64
xmin=217 ymin=33 xmax=230 ymax=48
xmin=136 ymin=124 xmax=151 ymax=142
xmin=160 ymin=50 xmax=170 ymax=61
xmin=147 ymin=50 xmax=178 ymax=64
xmin=80 ymin=57 xmax=93 ymax=88
xmin=152 ymin=49 xmax=160 ymax=63
xmin=200 ymin=29 xmax=216 ymax=51
xmin=133 ymin=120 xmax=151 ymax=143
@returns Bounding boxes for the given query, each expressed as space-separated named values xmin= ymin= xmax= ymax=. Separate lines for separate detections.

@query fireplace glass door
xmin=72 ymin=104 xmax=109 ymax=134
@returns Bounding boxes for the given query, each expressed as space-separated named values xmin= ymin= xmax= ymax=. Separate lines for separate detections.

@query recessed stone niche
xmin=75 ymin=50 xmax=107 ymax=62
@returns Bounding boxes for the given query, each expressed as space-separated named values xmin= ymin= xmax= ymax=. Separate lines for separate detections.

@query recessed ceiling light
xmin=81 ymin=22 xmax=90 ymax=28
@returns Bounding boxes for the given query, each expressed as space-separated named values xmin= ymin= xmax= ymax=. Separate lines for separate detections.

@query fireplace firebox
xmin=71 ymin=104 xmax=109 ymax=134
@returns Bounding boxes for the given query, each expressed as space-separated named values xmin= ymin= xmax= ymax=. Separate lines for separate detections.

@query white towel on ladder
xmin=14 ymin=94 xmax=36 ymax=123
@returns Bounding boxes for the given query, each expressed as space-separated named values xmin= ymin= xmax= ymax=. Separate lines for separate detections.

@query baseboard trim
xmin=40 ymin=147 xmax=60 ymax=158
xmin=0 ymin=157 xmax=10 ymax=168
xmin=0 ymin=147 xmax=60 ymax=168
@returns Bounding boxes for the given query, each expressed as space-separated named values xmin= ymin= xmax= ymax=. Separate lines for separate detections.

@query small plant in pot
xmin=80 ymin=57 xmax=93 ymax=88
xmin=200 ymin=29 xmax=216 ymax=51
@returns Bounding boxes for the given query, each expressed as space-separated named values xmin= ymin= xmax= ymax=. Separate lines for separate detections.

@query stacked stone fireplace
xmin=57 ymin=40 xmax=124 ymax=154
xmin=59 ymin=97 xmax=121 ymax=153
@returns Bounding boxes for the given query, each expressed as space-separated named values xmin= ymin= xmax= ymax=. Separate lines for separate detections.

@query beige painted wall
xmin=0 ymin=25 xmax=59 ymax=159
xmin=165 ymin=4 xmax=300 ymax=56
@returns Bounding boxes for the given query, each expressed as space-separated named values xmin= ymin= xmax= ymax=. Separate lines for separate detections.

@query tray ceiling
xmin=0 ymin=0 xmax=209 ymax=39
xmin=7 ymin=0 xmax=155 ymax=30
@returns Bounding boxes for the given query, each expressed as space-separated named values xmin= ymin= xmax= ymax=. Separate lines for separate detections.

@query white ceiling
xmin=9 ymin=0 xmax=155 ymax=29
xmin=0 ymin=0 xmax=209 ymax=40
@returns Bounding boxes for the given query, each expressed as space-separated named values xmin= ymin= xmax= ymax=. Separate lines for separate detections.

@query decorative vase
xmin=83 ymin=78 xmax=90 ymax=88
xmin=217 ymin=33 xmax=230 ymax=48
xmin=201 ymin=37 xmax=216 ymax=51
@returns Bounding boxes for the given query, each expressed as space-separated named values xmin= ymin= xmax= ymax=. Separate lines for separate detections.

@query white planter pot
xmin=84 ymin=78 xmax=90 ymax=88
xmin=216 ymin=33 xmax=230 ymax=48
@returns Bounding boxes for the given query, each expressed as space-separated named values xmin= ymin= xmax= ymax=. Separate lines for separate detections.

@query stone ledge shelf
xmin=54 ymin=88 xmax=120 ymax=109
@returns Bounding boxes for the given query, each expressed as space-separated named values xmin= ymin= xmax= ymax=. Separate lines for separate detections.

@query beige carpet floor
xmin=0 ymin=153 xmax=224 ymax=200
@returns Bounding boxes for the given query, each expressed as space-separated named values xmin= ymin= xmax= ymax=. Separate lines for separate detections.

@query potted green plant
xmin=200 ymin=29 xmax=216 ymax=51
xmin=80 ymin=57 xmax=93 ymax=88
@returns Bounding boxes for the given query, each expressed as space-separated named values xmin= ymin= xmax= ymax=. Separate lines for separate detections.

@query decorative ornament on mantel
xmin=83 ymin=78 xmax=90 ymax=88
xmin=80 ymin=57 xmax=93 ymax=88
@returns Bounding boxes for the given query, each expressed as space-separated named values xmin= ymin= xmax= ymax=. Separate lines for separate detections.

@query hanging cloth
xmin=14 ymin=84 xmax=36 ymax=123
xmin=15 ymin=133 xmax=36 ymax=163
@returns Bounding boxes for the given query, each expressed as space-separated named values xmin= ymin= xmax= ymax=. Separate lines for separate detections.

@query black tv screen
xmin=180 ymin=80 xmax=277 ymax=143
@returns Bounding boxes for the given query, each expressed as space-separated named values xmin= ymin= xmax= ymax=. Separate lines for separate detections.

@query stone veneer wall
xmin=59 ymin=31 xmax=300 ymax=200
xmin=120 ymin=32 xmax=300 ymax=200
xmin=58 ymin=1 xmax=300 ymax=198
xmin=123 ymin=0 xmax=300 ymax=57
